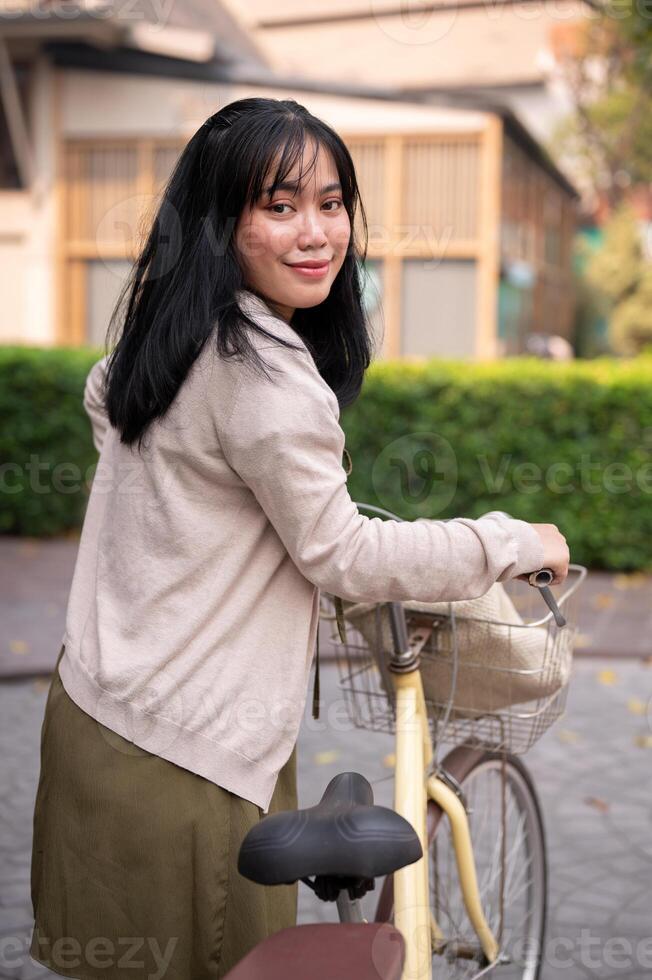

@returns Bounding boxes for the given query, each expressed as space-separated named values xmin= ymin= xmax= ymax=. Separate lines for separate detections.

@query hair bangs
xmin=247 ymin=125 xmax=326 ymax=209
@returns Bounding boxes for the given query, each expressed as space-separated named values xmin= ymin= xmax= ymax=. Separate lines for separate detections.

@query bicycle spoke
xmin=426 ymin=756 xmax=546 ymax=980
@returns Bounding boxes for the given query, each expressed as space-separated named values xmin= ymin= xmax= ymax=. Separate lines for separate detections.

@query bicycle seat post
xmin=336 ymin=889 xmax=365 ymax=923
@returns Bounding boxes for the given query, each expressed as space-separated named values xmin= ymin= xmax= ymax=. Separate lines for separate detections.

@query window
xmin=0 ymin=61 xmax=32 ymax=189
xmin=360 ymin=258 xmax=384 ymax=349
xmin=86 ymin=260 xmax=132 ymax=347
xmin=401 ymin=259 xmax=477 ymax=359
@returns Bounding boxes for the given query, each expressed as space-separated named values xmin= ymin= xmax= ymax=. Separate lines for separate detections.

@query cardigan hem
xmin=57 ymin=646 xmax=281 ymax=813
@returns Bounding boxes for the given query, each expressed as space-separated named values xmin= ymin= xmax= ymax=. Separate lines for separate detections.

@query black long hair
xmin=102 ymin=96 xmax=378 ymax=452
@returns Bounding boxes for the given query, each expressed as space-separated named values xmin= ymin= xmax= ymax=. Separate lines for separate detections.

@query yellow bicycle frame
xmin=391 ymin=667 xmax=500 ymax=980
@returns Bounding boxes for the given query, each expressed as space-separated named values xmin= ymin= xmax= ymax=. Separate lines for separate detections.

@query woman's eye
xmin=267 ymin=199 xmax=343 ymax=215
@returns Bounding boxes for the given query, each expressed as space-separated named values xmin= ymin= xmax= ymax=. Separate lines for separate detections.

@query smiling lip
xmin=285 ymin=260 xmax=330 ymax=269
xmin=285 ymin=260 xmax=330 ymax=278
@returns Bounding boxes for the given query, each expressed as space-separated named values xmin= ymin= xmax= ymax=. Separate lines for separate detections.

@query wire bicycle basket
xmin=320 ymin=503 xmax=587 ymax=755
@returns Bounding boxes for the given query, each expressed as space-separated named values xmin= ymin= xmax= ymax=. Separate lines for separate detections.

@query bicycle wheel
xmin=376 ymin=746 xmax=547 ymax=980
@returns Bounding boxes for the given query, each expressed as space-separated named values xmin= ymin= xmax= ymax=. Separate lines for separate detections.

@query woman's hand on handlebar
xmin=516 ymin=523 xmax=570 ymax=586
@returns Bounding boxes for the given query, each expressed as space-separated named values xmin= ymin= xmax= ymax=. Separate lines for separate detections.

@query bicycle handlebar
xmin=528 ymin=568 xmax=554 ymax=588
xmin=528 ymin=567 xmax=566 ymax=628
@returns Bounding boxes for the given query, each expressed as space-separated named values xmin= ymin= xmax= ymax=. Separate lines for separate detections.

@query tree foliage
xmin=549 ymin=0 xmax=652 ymax=206
xmin=584 ymin=204 xmax=652 ymax=353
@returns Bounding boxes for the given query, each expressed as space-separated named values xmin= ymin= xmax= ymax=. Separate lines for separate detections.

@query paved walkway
xmin=1 ymin=659 xmax=651 ymax=979
xmin=1 ymin=534 xmax=650 ymax=678
xmin=297 ymin=661 xmax=652 ymax=980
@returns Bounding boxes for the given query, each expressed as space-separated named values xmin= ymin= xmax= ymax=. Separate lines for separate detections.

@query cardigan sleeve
xmin=83 ymin=355 xmax=111 ymax=454
xmin=218 ymin=344 xmax=546 ymax=604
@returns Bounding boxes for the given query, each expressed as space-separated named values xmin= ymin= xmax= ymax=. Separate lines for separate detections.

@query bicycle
xmin=224 ymin=503 xmax=586 ymax=980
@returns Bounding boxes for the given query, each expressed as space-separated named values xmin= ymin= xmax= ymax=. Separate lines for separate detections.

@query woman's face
xmin=234 ymin=141 xmax=351 ymax=323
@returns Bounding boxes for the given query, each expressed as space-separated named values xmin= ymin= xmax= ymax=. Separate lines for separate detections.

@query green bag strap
xmin=311 ymin=625 xmax=320 ymax=719
xmin=311 ymin=595 xmax=346 ymax=720
xmin=334 ymin=595 xmax=346 ymax=642
xmin=334 ymin=448 xmax=351 ymax=641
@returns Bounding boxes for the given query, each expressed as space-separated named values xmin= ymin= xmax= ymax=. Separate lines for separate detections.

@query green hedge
xmin=2 ymin=345 xmax=652 ymax=570
xmin=342 ymin=355 xmax=652 ymax=572
xmin=0 ymin=345 xmax=102 ymax=536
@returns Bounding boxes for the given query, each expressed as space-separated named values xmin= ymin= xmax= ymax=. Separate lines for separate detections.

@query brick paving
xmin=1 ymin=658 xmax=651 ymax=979
xmin=1 ymin=534 xmax=651 ymax=978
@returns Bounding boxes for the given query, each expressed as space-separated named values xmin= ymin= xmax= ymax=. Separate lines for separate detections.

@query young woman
xmin=29 ymin=97 xmax=569 ymax=980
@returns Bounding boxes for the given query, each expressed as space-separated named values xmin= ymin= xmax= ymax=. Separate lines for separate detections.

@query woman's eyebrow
xmin=263 ymin=180 xmax=342 ymax=198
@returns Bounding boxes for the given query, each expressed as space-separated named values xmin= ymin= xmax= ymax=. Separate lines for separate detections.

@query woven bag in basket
xmin=337 ymin=582 xmax=573 ymax=719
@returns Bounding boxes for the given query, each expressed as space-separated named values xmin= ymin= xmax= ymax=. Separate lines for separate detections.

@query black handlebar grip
xmin=528 ymin=568 xmax=567 ymax=627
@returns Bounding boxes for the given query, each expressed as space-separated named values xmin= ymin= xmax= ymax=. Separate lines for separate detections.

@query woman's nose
xmin=296 ymin=208 xmax=329 ymax=246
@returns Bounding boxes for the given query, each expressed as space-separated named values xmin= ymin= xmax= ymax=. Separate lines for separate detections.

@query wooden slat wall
xmin=63 ymin=140 xmax=181 ymax=254
xmin=477 ymin=116 xmax=503 ymax=360
xmin=401 ymin=136 xmax=479 ymax=244
xmin=60 ymin=139 xmax=183 ymax=341
xmin=59 ymin=128 xmax=576 ymax=356
xmin=344 ymin=132 xmax=484 ymax=357
xmin=61 ymin=132 xmax=487 ymax=353
xmin=346 ymin=138 xmax=385 ymax=243
xmin=500 ymin=133 xmax=577 ymax=350
xmin=153 ymin=145 xmax=184 ymax=194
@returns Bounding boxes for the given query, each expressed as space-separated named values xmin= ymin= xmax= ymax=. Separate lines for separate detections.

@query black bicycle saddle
xmin=238 ymin=772 xmax=422 ymax=886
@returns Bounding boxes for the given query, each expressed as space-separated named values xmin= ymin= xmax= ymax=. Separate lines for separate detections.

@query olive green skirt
xmin=30 ymin=644 xmax=298 ymax=980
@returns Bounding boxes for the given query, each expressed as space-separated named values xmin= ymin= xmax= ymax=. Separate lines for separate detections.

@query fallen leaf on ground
xmin=634 ymin=735 xmax=652 ymax=749
xmin=597 ymin=669 xmax=618 ymax=686
xmin=591 ymin=593 xmax=614 ymax=610
xmin=15 ymin=540 xmax=40 ymax=557
xmin=584 ymin=797 xmax=610 ymax=813
xmin=383 ymin=753 xmax=396 ymax=769
xmin=313 ymin=750 xmax=340 ymax=765
xmin=613 ymin=572 xmax=649 ymax=590
xmin=573 ymin=633 xmax=592 ymax=649
xmin=626 ymin=698 xmax=647 ymax=716
xmin=9 ymin=639 xmax=29 ymax=655
xmin=557 ymin=729 xmax=580 ymax=744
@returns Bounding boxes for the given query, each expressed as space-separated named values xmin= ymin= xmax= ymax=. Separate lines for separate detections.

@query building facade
xmin=0 ymin=2 xmax=579 ymax=359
